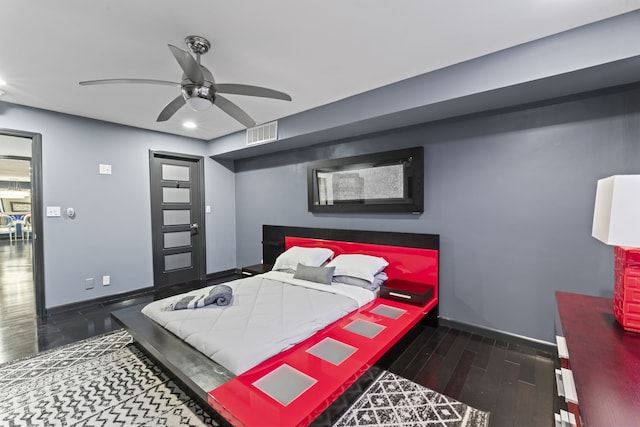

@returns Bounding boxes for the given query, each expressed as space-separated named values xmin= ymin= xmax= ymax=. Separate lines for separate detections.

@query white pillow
xmin=333 ymin=271 xmax=388 ymax=291
xmin=272 ymin=246 xmax=335 ymax=271
xmin=326 ymin=254 xmax=389 ymax=283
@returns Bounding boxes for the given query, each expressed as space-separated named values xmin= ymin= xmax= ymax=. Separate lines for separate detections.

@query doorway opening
xmin=0 ymin=129 xmax=45 ymax=317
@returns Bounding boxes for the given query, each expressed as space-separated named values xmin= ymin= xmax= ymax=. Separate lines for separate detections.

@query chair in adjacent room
xmin=0 ymin=214 xmax=17 ymax=243
xmin=21 ymin=213 xmax=32 ymax=240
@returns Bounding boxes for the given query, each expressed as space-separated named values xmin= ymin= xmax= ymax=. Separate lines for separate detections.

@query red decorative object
xmin=613 ymin=246 xmax=640 ymax=333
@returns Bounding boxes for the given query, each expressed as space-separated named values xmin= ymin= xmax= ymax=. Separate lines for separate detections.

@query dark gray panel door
xmin=149 ymin=151 xmax=205 ymax=287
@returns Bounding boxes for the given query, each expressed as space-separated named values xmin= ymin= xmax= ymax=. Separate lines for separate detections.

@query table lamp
xmin=592 ymin=175 xmax=640 ymax=332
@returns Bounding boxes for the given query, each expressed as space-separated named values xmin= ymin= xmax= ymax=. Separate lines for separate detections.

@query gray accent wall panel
xmin=234 ymin=86 xmax=640 ymax=342
xmin=0 ymin=102 xmax=237 ymax=309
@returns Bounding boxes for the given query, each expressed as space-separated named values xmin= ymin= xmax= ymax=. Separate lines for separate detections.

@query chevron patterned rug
xmin=0 ymin=330 xmax=489 ymax=426
xmin=0 ymin=330 xmax=217 ymax=426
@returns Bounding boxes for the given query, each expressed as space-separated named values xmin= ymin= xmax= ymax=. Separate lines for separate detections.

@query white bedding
xmin=141 ymin=271 xmax=375 ymax=375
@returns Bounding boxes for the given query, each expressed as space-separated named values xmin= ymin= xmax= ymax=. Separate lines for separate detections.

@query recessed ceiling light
xmin=0 ymin=90 xmax=5 ymax=96
xmin=183 ymin=121 xmax=197 ymax=129
xmin=0 ymin=78 xmax=6 ymax=86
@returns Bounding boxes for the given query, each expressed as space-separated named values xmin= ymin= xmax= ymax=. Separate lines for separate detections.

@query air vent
xmin=246 ymin=121 xmax=278 ymax=146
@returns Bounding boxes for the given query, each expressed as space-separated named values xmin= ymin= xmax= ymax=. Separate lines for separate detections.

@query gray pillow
xmin=293 ymin=263 xmax=335 ymax=285
xmin=333 ymin=271 xmax=388 ymax=291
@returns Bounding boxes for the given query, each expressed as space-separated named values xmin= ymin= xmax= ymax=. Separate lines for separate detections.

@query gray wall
xmin=234 ymin=85 xmax=640 ymax=343
xmin=0 ymin=102 xmax=237 ymax=308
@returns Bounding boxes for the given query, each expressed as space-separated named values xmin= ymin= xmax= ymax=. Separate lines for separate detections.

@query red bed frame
xmin=208 ymin=236 xmax=439 ymax=426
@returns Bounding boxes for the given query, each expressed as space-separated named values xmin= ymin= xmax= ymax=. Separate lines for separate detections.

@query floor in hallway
xmin=0 ymin=238 xmax=40 ymax=363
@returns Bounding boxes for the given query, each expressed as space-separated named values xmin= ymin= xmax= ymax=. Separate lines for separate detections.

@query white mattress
xmin=141 ymin=271 xmax=375 ymax=375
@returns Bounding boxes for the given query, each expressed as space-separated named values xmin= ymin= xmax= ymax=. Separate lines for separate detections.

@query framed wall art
xmin=307 ymin=147 xmax=423 ymax=214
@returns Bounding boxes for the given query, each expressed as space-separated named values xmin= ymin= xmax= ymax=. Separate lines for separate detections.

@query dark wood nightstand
xmin=380 ymin=279 xmax=434 ymax=306
xmin=241 ymin=263 xmax=272 ymax=277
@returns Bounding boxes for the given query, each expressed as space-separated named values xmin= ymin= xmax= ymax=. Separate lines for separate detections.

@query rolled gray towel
xmin=207 ymin=284 xmax=233 ymax=306
xmin=166 ymin=285 xmax=233 ymax=310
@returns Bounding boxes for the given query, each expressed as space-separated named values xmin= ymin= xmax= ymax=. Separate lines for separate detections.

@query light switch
xmin=46 ymin=206 xmax=61 ymax=217
xmin=99 ymin=164 xmax=112 ymax=175
xmin=206 ymin=205 xmax=212 ymax=213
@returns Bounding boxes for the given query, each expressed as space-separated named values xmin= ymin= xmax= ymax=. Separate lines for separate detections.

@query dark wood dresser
xmin=555 ymin=291 xmax=640 ymax=426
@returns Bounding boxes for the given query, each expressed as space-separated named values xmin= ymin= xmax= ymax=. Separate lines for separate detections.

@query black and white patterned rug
xmin=0 ymin=330 xmax=489 ymax=426
xmin=0 ymin=330 xmax=218 ymax=426
xmin=333 ymin=371 xmax=490 ymax=426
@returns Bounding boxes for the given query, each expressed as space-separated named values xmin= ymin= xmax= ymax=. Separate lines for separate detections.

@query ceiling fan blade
xmin=214 ymin=95 xmax=256 ymax=127
xmin=79 ymin=79 xmax=180 ymax=87
xmin=168 ymin=44 xmax=204 ymax=85
xmin=156 ymin=95 xmax=186 ymax=122
xmin=216 ymin=83 xmax=292 ymax=101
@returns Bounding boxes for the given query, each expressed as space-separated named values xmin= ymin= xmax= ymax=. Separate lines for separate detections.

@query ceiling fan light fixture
xmin=182 ymin=84 xmax=214 ymax=112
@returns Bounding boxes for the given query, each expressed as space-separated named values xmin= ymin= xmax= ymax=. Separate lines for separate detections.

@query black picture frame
xmin=307 ymin=146 xmax=424 ymax=213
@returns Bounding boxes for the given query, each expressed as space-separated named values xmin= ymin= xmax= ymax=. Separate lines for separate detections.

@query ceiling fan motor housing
xmin=182 ymin=84 xmax=215 ymax=111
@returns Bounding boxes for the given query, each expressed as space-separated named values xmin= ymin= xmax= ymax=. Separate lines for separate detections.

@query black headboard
xmin=262 ymin=225 xmax=439 ymax=266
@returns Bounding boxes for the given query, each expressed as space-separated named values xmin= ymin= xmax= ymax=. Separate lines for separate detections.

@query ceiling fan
xmin=79 ymin=35 xmax=292 ymax=127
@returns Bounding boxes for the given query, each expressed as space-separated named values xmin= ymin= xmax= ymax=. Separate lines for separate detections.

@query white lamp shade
xmin=592 ymin=175 xmax=640 ymax=247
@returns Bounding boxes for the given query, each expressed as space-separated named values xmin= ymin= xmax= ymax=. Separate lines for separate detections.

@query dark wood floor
xmin=0 ymin=238 xmax=41 ymax=363
xmin=0 ymin=239 xmax=558 ymax=426
xmin=387 ymin=323 xmax=557 ymax=427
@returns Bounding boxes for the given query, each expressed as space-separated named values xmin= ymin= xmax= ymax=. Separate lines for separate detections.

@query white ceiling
xmin=1 ymin=1 xmax=639 ymax=141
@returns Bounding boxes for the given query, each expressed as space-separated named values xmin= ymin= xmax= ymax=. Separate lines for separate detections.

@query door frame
xmin=149 ymin=150 xmax=207 ymax=287
xmin=0 ymin=128 xmax=45 ymax=317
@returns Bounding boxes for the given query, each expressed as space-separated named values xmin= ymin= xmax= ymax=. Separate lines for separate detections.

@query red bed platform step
xmin=208 ymin=294 xmax=436 ymax=426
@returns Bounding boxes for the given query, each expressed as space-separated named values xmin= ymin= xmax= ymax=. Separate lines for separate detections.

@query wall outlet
xmin=85 ymin=278 xmax=94 ymax=290
xmin=102 ymin=275 xmax=110 ymax=286
xmin=99 ymin=164 xmax=112 ymax=175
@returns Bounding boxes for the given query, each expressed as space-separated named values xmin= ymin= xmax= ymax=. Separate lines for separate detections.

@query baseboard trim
xmin=439 ymin=317 xmax=556 ymax=354
xmin=45 ymin=286 xmax=155 ymax=317
xmin=207 ymin=269 xmax=239 ymax=281
xmin=45 ymin=268 xmax=238 ymax=318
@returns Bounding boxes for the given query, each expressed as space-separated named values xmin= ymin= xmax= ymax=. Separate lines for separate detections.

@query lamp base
xmin=613 ymin=246 xmax=640 ymax=333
